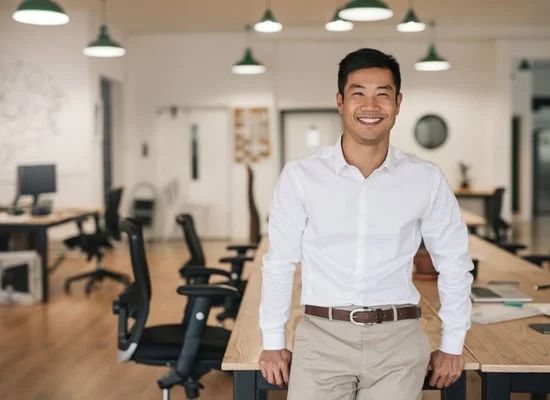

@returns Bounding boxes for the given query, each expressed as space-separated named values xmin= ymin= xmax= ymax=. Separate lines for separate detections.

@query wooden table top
xmin=461 ymin=209 xmax=485 ymax=227
xmin=222 ymin=238 xmax=479 ymax=371
xmin=0 ymin=208 xmax=99 ymax=227
xmin=416 ymin=234 xmax=550 ymax=373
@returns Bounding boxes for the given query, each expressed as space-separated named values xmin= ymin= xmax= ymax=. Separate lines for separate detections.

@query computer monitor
xmin=17 ymin=164 xmax=57 ymax=206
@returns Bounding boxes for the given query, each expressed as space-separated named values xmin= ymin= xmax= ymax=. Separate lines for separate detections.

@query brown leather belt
xmin=304 ymin=305 xmax=421 ymax=325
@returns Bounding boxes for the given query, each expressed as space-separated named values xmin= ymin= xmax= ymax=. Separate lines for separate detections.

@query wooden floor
xmin=0 ymin=237 xmax=542 ymax=400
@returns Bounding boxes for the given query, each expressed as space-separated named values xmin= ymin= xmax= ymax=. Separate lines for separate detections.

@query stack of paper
xmin=471 ymin=304 xmax=543 ymax=324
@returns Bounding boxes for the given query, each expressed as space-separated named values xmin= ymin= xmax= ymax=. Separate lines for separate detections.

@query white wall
xmin=0 ymin=11 xmax=126 ymax=238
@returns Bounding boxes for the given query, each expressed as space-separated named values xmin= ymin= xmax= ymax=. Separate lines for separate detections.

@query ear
xmin=336 ymin=92 xmax=344 ymax=114
xmin=395 ymin=92 xmax=403 ymax=115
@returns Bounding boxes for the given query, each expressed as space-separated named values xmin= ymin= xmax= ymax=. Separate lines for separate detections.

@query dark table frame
xmin=482 ymin=372 xmax=550 ymax=400
xmin=233 ymin=370 xmax=467 ymax=400
xmin=0 ymin=210 xmax=99 ymax=303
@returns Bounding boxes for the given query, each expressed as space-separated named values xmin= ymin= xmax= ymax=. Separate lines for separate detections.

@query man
xmin=259 ymin=48 xmax=473 ymax=399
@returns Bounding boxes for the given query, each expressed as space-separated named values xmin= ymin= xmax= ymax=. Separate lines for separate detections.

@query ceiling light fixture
xmin=12 ymin=0 xmax=69 ymax=25
xmin=325 ymin=8 xmax=354 ymax=32
xmin=254 ymin=0 xmax=282 ymax=33
xmin=338 ymin=0 xmax=393 ymax=22
xmin=415 ymin=21 xmax=450 ymax=71
xmin=397 ymin=1 xmax=425 ymax=32
xmin=84 ymin=0 xmax=126 ymax=58
xmin=232 ymin=25 xmax=266 ymax=75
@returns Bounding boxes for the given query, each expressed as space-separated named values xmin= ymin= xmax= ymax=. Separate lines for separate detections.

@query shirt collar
xmin=333 ymin=134 xmax=397 ymax=175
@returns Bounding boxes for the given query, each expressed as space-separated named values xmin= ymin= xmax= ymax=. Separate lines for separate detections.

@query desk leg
xmin=442 ymin=371 xmax=467 ymax=400
xmin=482 ymin=373 xmax=511 ymax=400
xmin=234 ymin=371 xmax=257 ymax=400
xmin=36 ymin=228 xmax=49 ymax=303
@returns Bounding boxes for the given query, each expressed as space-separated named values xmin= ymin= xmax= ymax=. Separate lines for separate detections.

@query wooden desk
xmin=0 ymin=208 xmax=99 ymax=302
xmin=223 ymin=238 xmax=478 ymax=400
xmin=415 ymin=235 xmax=550 ymax=400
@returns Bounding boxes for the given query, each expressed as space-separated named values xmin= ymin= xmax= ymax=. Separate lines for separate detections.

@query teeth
xmin=358 ymin=117 xmax=382 ymax=123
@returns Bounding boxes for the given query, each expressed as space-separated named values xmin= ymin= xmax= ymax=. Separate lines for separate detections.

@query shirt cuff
xmin=440 ymin=329 xmax=466 ymax=355
xmin=262 ymin=330 xmax=286 ymax=350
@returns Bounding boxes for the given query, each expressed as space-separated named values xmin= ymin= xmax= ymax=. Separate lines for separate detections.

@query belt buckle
xmin=349 ymin=308 xmax=374 ymax=326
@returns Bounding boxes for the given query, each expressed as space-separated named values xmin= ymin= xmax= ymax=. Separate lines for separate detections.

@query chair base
xmin=64 ymin=265 xmax=130 ymax=295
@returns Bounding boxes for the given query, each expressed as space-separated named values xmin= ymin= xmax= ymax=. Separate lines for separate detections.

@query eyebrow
xmin=347 ymin=84 xmax=395 ymax=91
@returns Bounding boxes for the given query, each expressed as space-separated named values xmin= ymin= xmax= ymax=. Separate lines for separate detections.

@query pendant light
xmin=254 ymin=0 xmax=282 ymax=33
xmin=12 ymin=0 xmax=69 ymax=25
xmin=397 ymin=1 xmax=425 ymax=32
xmin=232 ymin=25 xmax=266 ymax=75
xmin=84 ymin=0 xmax=126 ymax=57
xmin=325 ymin=8 xmax=354 ymax=32
xmin=415 ymin=22 xmax=450 ymax=71
xmin=338 ymin=0 xmax=393 ymax=22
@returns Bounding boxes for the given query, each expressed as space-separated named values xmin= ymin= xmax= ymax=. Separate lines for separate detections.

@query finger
xmin=260 ymin=364 xmax=267 ymax=380
xmin=272 ymin=366 xmax=283 ymax=386
xmin=429 ymin=370 xmax=440 ymax=387
xmin=266 ymin=368 xmax=276 ymax=385
xmin=281 ymin=362 xmax=290 ymax=385
xmin=436 ymin=375 xmax=449 ymax=389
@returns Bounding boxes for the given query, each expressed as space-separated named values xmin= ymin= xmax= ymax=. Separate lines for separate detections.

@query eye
xmin=377 ymin=92 xmax=389 ymax=97
xmin=352 ymin=92 xmax=364 ymax=96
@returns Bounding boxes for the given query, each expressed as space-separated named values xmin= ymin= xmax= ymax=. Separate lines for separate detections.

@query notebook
xmin=470 ymin=284 xmax=533 ymax=303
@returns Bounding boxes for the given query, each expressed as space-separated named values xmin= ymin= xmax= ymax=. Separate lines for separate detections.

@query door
xmin=281 ymin=110 xmax=342 ymax=166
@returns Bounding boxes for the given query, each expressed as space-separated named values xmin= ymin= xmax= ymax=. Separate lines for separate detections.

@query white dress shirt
xmin=259 ymin=136 xmax=473 ymax=355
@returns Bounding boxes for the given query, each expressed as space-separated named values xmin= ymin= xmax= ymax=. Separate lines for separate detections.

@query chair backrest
xmin=105 ymin=187 xmax=124 ymax=240
xmin=247 ymin=165 xmax=261 ymax=245
xmin=176 ymin=214 xmax=206 ymax=267
xmin=115 ymin=218 xmax=151 ymax=356
xmin=487 ymin=187 xmax=506 ymax=241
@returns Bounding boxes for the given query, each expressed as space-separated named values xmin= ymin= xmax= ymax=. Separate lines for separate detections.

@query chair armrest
xmin=219 ymin=255 xmax=254 ymax=264
xmin=176 ymin=284 xmax=239 ymax=298
xmin=180 ymin=265 xmax=232 ymax=280
xmin=227 ymin=243 xmax=258 ymax=252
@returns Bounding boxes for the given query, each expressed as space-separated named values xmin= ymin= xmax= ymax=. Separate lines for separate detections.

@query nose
xmin=359 ymin=95 xmax=381 ymax=110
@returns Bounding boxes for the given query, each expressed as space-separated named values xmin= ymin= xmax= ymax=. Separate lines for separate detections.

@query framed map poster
xmin=234 ymin=108 xmax=270 ymax=163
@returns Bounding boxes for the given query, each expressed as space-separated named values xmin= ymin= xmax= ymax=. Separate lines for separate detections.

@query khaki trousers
xmin=287 ymin=311 xmax=431 ymax=400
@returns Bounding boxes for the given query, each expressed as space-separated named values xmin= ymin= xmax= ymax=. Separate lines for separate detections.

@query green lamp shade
xmin=83 ymin=25 xmax=126 ymax=58
xmin=254 ymin=8 xmax=283 ymax=32
xmin=415 ymin=44 xmax=450 ymax=71
xmin=338 ymin=0 xmax=393 ymax=22
xmin=232 ymin=47 xmax=266 ymax=75
xmin=325 ymin=9 xmax=354 ymax=32
xmin=13 ymin=0 xmax=69 ymax=25
xmin=397 ymin=8 xmax=425 ymax=32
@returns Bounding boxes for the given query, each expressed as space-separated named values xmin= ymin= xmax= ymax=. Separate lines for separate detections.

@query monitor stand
xmin=31 ymin=194 xmax=52 ymax=216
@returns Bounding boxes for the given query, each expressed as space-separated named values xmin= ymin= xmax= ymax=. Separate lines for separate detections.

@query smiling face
xmin=336 ymin=67 xmax=402 ymax=146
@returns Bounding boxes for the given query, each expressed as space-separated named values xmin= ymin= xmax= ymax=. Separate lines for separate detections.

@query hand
xmin=259 ymin=349 xmax=292 ymax=387
xmin=428 ymin=350 xmax=465 ymax=389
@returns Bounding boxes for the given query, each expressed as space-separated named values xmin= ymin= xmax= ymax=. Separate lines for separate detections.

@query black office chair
xmin=113 ymin=218 xmax=238 ymax=400
xmin=226 ymin=164 xmax=262 ymax=257
xmin=483 ymin=188 xmax=527 ymax=254
xmin=176 ymin=214 xmax=250 ymax=321
xmin=64 ymin=187 xmax=130 ymax=294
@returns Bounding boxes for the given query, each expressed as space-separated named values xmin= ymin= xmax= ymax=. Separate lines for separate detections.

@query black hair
xmin=338 ymin=48 xmax=401 ymax=97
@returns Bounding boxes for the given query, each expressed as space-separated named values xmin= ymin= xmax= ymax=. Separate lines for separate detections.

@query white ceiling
xmin=3 ymin=0 xmax=550 ymax=34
